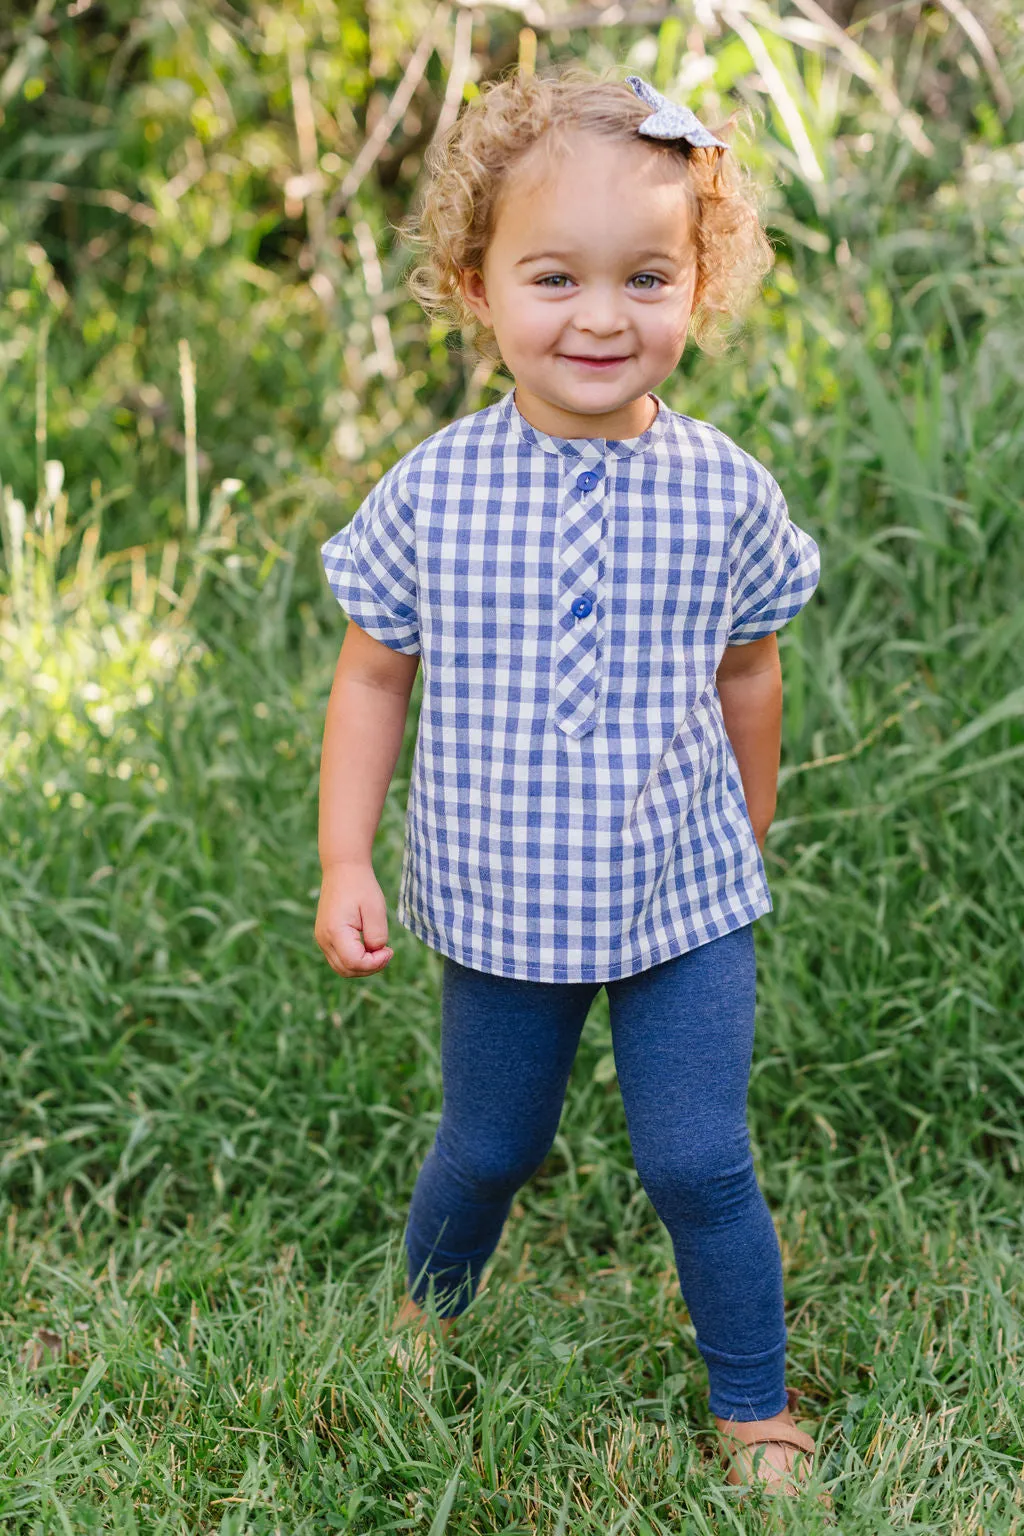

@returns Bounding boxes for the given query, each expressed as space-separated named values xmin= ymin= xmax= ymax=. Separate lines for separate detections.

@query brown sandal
xmin=385 ymin=1295 xmax=455 ymax=1388
xmin=716 ymin=1388 xmax=830 ymax=1506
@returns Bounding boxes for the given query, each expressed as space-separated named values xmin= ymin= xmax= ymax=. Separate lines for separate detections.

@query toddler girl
xmin=316 ymin=66 xmax=823 ymax=1500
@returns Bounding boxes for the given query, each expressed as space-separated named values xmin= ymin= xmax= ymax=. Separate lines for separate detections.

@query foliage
xmin=1 ymin=1 xmax=1024 ymax=1530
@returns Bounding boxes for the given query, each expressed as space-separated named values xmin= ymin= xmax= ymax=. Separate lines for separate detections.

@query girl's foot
xmin=386 ymin=1295 xmax=456 ymax=1387
xmin=715 ymin=1389 xmax=829 ymax=1505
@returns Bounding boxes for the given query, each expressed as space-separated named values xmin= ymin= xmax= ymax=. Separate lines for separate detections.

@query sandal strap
xmin=720 ymin=1420 xmax=816 ymax=1457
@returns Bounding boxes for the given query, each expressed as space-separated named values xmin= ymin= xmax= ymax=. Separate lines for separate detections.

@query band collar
xmin=501 ymin=387 xmax=669 ymax=464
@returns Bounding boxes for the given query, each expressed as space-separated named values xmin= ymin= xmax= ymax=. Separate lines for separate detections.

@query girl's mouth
xmin=560 ymin=354 xmax=630 ymax=371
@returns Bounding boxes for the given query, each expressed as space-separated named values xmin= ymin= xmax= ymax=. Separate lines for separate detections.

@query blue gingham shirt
xmin=322 ymin=389 xmax=819 ymax=983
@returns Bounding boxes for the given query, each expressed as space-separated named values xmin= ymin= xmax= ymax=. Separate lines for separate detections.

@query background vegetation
xmin=1 ymin=0 xmax=1023 ymax=1530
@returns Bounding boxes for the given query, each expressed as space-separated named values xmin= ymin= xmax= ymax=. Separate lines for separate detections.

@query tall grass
xmin=2 ymin=2 xmax=1024 ymax=1531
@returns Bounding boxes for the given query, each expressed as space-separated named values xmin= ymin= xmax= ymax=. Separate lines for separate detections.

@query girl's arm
xmin=715 ymin=633 xmax=782 ymax=851
xmin=316 ymin=622 xmax=420 ymax=976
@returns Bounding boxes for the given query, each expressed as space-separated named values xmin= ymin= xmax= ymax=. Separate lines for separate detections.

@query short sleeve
xmin=320 ymin=467 xmax=420 ymax=655
xmin=727 ymin=471 xmax=820 ymax=645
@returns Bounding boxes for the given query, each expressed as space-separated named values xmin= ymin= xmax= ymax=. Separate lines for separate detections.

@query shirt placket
xmin=553 ymin=447 xmax=607 ymax=739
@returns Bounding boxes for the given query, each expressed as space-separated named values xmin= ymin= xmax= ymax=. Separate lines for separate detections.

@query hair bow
xmin=625 ymin=75 xmax=727 ymax=152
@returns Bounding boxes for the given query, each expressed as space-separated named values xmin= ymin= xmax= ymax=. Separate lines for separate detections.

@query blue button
xmin=576 ymin=471 xmax=599 ymax=493
xmin=571 ymin=596 xmax=593 ymax=619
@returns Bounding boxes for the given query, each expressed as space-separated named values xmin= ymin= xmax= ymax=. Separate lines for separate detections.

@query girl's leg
xmin=606 ymin=925 xmax=787 ymax=1421
xmin=405 ymin=956 xmax=601 ymax=1317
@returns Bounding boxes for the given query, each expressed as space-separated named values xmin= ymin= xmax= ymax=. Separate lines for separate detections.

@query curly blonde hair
xmin=400 ymin=64 xmax=774 ymax=365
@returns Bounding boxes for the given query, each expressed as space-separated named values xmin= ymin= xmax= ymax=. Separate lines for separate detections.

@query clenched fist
xmin=315 ymin=860 xmax=394 ymax=977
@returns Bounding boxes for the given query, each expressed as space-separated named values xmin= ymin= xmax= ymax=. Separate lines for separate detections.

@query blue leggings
xmin=405 ymin=924 xmax=788 ymax=1421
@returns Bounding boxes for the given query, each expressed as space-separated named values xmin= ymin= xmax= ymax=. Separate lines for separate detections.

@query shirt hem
xmin=395 ymin=889 xmax=773 ymax=984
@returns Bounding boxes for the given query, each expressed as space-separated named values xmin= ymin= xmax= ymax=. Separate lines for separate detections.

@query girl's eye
xmin=534 ymin=273 xmax=665 ymax=291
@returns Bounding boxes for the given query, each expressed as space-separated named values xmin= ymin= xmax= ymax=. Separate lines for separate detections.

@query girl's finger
xmin=334 ymin=923 xmax=372 ymax=971
xmin=320 ymin=935 xmax=360 ymax=978
xmin=326 ymin=930 xmax=392 ymax=975
xmin=320 ymin=940 xmax=345 ymax=975
xmin=360 ymin=945 xmax=393 ymax=970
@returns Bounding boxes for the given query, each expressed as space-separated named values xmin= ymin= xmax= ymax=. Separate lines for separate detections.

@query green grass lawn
xmin=2 ymin=395 xmax=1023 ymax=1531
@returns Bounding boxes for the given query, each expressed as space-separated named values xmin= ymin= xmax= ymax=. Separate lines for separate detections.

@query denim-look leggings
xmin=405 ymin=924 xmax=788 ymax=1421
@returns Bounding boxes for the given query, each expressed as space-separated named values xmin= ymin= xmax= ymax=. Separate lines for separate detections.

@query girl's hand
xmin=315 ymin=861 xmax=394 ymax=977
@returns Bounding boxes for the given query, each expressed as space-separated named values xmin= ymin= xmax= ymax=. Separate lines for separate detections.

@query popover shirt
xmin=322 ymin=388 xmax=820 ymax=983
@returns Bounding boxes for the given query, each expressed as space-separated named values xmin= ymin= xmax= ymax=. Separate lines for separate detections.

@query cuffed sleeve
xmin=727 ymin=471 xmax=820 ymax=645
xmin=320 ymin=467 xmax=420 ymax=654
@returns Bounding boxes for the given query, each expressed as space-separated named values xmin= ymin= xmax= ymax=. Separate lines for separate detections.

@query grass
xmin=3 ymin=3 xmax=1024 ymax=1531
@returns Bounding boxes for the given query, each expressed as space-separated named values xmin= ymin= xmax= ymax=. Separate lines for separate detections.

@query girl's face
xmin=459 ymin=131 xmax=697 ymax=440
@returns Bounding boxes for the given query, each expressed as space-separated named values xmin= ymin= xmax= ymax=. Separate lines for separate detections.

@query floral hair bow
xmin=626 ymin=75 xmax=727 ymax=153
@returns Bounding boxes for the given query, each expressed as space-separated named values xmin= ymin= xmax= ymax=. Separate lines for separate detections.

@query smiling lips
xmin=560 ymin=354 xmax=630 ymax=369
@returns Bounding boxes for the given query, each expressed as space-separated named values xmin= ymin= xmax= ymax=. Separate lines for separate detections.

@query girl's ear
xmin=458 ymin=268 xmax=493 ymax=329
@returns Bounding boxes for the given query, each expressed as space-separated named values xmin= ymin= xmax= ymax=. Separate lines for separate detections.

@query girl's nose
xmin=573 ymin=289 xmax=628 ymax=335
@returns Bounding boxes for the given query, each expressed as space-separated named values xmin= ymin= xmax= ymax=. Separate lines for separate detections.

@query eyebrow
xmin=514 ymin=250 xmax=681 ymax=267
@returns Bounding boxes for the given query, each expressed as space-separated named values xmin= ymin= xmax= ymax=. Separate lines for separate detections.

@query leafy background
xmin=1 ymin=0 xmax=1023 ymax=1531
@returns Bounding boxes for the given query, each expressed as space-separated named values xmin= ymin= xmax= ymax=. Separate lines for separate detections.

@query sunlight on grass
xmin=0 ymin=465 xmax=261 ymax=809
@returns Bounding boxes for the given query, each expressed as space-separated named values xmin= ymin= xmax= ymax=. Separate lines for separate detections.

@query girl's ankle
xmin=393 ymin=1294 xmax=456 ymax=1336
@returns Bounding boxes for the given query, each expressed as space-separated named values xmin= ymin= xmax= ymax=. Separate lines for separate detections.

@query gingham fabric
xmin=321 ymin=389 xmax=819 ymax=983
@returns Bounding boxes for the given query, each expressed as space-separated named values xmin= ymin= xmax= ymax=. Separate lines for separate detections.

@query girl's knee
xmin=635 ymin=1141 xmax=759 ymax=1228
xmin=436 ymin=1128 xmax=554 ymax=1205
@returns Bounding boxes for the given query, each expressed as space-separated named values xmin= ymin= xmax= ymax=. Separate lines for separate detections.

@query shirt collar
xmin=499 ymin=387 xmax=669 ymax=463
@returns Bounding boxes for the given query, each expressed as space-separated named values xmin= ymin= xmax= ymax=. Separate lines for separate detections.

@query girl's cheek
xmin=518 ymin=304 xmax=560 ymax=342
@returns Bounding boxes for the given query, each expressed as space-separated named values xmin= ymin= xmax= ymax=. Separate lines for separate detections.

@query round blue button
xmin=576 ymin=471 xmax=599 ymax=493
xmin=571 ymin=596 xmax=593 ymax=619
